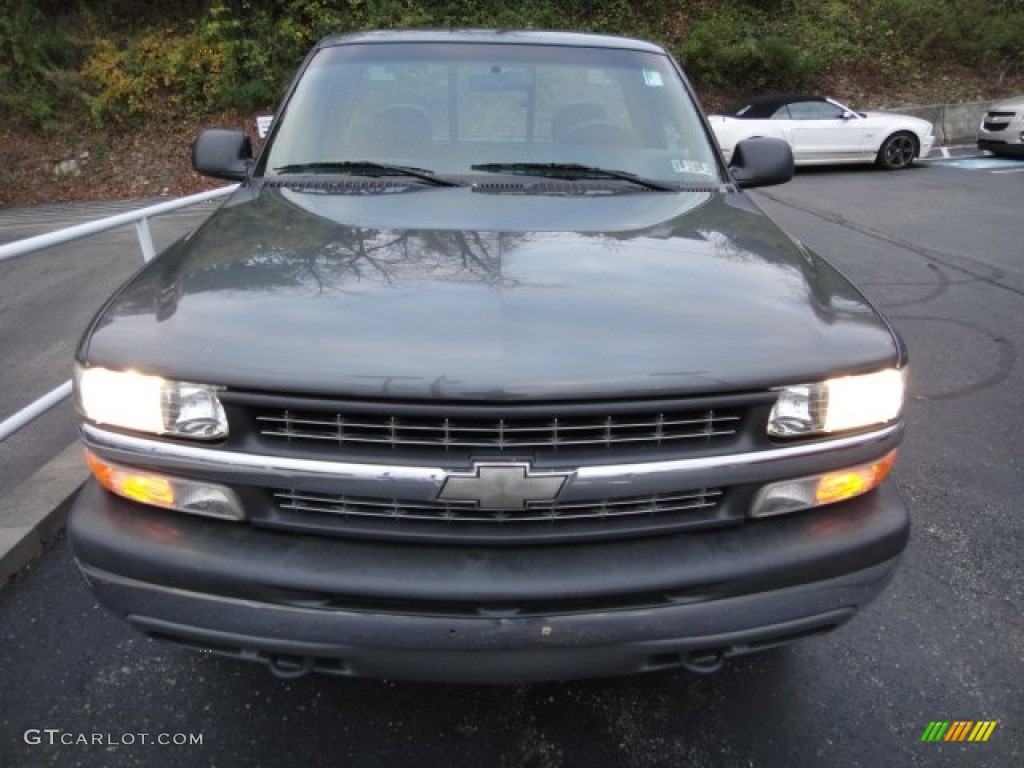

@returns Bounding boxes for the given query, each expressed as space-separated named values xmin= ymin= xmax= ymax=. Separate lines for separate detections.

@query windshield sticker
xmin=255 ymin=115 xmax=273 ymax=138
xmin=673 ymin=159 xmax=714 ymax=176
xmin=642 ymin=69 xmax=664 ymax=87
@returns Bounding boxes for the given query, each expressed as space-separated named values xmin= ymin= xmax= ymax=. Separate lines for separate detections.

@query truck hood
xmin=81 ymin=184 xmax=900 ymax=400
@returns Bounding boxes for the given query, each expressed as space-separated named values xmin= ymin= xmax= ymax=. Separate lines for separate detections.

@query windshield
xmin=260 ymin=42 xmax=721 ymax=185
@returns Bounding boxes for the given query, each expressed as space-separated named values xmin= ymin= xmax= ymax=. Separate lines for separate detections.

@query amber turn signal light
xmin=751 ymin=450 xmax=898 ymax=518
xmin=84 ymin=449 xmax=245 ymax=520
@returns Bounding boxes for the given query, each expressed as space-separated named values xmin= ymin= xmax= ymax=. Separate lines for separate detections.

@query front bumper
xmin=69 ymin=479 xmax=909 ymax=682
xmin=978 ymin=136 xmax=1024 ymax=157
xmin=978 ymin=114 xmax=1024 ymax=156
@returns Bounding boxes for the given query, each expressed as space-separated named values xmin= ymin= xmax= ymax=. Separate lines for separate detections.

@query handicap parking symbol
xmin=939 ymin=156 xmax=1024 ymax=171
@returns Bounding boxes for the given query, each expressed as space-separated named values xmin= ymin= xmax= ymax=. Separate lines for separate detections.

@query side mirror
xmin=191 ymin=129 xmax=253 ymax=181
xmin=729 ymin=137 xmax=794 ymax=189
xmin=841 ymin=110 xmax=858 ymax=120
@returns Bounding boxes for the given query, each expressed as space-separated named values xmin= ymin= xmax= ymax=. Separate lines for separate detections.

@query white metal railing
xmin=0 ymin=184 xmax=238 ymax=442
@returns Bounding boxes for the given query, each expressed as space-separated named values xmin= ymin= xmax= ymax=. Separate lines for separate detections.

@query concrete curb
xmin=0 ymin=441 xmax=87 ymax=588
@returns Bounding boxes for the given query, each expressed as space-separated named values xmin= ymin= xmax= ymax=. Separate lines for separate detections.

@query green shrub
xmin=678 ymin=8 xmax=821 ymax=94
xmin=0 ymin=1 xmax=80 ymax=125
xmin=5 ymin=0 xmax=1023 ymax=129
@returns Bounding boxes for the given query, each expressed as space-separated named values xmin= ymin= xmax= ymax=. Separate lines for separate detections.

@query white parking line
xmin=923 ymin=143 xmax=978 ymax=160
xmin=992 ymin=167 xmax=1024 ymax=174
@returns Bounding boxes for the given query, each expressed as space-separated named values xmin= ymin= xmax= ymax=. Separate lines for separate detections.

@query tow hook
xmin=267 ymin=654 xmax=315 ymax=679
xmin=680 ymin=650 xmax=725 ymax=675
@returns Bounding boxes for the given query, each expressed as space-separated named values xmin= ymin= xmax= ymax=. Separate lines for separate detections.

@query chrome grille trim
xmin=273 ymin=488 xmax=724 ymax=524
xmin=256 ymin=408 xmax=741 ymax=451
xmin=81 ymin=422 xmax=904 ymax=500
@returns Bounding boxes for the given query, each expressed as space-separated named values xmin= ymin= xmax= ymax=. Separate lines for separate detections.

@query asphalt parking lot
xmin=1 ymin=156 xmax=1022 ymax=767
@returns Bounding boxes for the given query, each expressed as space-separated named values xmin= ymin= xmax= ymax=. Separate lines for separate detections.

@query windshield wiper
xmin=470 ymin=162 xmax=675 ymax=191
xmin=272 ymin=161 xmax=461 ymax=187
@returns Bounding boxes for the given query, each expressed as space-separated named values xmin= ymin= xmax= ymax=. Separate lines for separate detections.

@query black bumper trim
xmin=69 ymin=480 xmax=909 ymax=610
xmin=978 ymin=139 xmax=1024 ymax=156
xmin=90 ymin=563 xmax=886 ymax=683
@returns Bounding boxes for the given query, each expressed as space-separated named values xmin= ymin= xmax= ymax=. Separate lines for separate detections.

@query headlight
xmin=767 ymin=368 xmax=904 ymax=437
xmin=74 ymin=364 xmax=228 ymax=439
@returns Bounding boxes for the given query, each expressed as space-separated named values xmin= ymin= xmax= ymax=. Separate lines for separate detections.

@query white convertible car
xmin=710 ymin=94 xmax=934 ymax=170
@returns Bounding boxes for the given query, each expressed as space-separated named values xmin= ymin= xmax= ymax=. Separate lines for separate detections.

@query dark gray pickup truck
xmin=69 ymin=29 xmax=909 ymax=682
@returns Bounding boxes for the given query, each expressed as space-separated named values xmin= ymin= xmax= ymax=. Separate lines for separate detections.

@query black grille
xmin=983 ymin=112 xmax=1015 ymax=132
xmin=273 ymin=487 xmax=723 ymax=524
xmin=264 ymin=485 xmax=736 ymax=542
xmin=256 ymin=406 xmax=741 ymax=452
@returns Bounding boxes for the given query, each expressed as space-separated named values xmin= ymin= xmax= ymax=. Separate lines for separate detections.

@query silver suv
xmin=977 ymin=96 xmax=1024 ymax=157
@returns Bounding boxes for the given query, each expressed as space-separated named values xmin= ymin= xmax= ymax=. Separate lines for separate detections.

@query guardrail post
xmin=134 ymin=217 xmax=156 ymax=262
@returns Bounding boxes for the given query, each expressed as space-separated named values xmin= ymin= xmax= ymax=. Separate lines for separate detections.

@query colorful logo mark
xmin=920 ymin=721 xmax=997 ymax=742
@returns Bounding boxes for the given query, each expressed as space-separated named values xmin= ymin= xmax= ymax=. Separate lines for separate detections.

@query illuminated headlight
xmin=74 ymin=364 xmax=228 ymax=439
xmin=767 ymin=369 xmax=904 ymax=438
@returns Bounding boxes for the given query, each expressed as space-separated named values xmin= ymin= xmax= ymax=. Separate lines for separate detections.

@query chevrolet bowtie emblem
xmin=437 ymin=462 xmax=570 ymax=510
